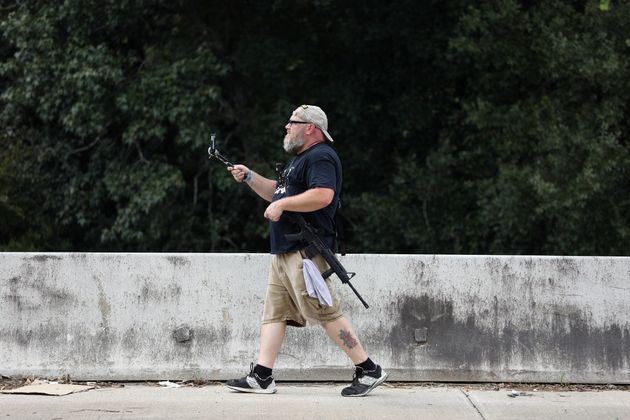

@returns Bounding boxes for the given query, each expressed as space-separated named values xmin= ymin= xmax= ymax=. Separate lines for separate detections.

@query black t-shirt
xmin=270 ymin=142 xmax=342 ymax=254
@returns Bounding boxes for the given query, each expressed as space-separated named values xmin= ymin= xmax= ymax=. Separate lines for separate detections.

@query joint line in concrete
xmin=460 ymin=389 xmax=487 ymax=420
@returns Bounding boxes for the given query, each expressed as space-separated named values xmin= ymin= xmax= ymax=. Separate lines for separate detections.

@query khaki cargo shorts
xmin=262 ymin=250 xmax=343 ymax=327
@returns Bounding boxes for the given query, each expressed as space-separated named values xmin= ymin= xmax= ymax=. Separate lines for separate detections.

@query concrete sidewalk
xmin=1 ymin=383 xmax=629 ymax=420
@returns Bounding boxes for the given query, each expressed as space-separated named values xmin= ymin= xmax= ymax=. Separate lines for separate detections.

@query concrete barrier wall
xmin=1 ymin=253 xmax=629 ymax=383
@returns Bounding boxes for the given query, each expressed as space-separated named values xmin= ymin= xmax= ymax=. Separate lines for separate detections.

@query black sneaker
xmin=225 ymin=363 xmax=277 ymax=394
xmin=341 ymin=365 xmax=388 ymax=397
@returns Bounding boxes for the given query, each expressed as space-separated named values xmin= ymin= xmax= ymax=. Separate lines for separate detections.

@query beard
xmin=283 ymin=133 xmax=306 ymax=154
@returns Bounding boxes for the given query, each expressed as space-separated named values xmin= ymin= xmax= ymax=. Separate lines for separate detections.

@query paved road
xmin=2 ymin=383 xmax=629 ymax=419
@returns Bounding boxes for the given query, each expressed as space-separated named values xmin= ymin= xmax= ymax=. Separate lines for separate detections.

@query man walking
xmin=225 ymin=104 xmax=387 ymax=397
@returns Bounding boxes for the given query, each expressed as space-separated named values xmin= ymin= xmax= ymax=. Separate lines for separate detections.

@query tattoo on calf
xmin=339 ymin=329 xmax=358 ymax=349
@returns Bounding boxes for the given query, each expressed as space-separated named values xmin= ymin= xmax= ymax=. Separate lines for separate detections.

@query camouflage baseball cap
xmin=295 ymin=104 xmax=334 ymax=142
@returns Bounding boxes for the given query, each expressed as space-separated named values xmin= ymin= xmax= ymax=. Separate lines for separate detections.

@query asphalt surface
xmin=1 ymin=382 xmax=629 ymax=420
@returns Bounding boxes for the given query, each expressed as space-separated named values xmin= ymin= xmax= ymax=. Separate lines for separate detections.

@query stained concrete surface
xmin=1 ymin=383 xmax=629 ymax=420
xmin=466 ymin=389 xmax=630 ymax=420
xmin=3 ymin=253 xmax=630 ymax=383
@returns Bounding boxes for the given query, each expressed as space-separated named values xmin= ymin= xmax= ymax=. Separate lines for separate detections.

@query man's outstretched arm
xmin=228 ymin=164 xmax=277 ymax=202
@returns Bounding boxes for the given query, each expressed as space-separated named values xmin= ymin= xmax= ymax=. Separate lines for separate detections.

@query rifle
xmin=207 ymin=133 xmax=369 ymax=309
xmin=285 ymin=214 xmax=369 ymax=309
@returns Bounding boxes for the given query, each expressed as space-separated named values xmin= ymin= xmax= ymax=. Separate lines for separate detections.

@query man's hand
xmin=228 ymin=164 xmax=250 ymax=183
xmin=264 ymin=200 xmax=285 ymax=222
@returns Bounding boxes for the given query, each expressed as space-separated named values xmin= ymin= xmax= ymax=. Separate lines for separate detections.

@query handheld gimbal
xmin=207 ymin=132 xmax=234 ymax=167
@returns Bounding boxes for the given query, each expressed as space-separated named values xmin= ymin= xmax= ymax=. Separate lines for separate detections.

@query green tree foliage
xmin=1 ymin=0 xmax=230 ymax=251
xmin=352 ymin=0 xmax=630 ymax=255
xmin=1 ymin=0 xmax=628 ymax=255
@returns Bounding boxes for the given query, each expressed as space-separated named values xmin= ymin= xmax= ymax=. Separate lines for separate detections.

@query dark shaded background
xmin=1 ymin=0 xmax=629 ymax=255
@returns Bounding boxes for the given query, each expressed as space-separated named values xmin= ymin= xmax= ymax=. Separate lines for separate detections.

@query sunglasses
xmin=287 ymin=120 xmax=311 ymax=126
